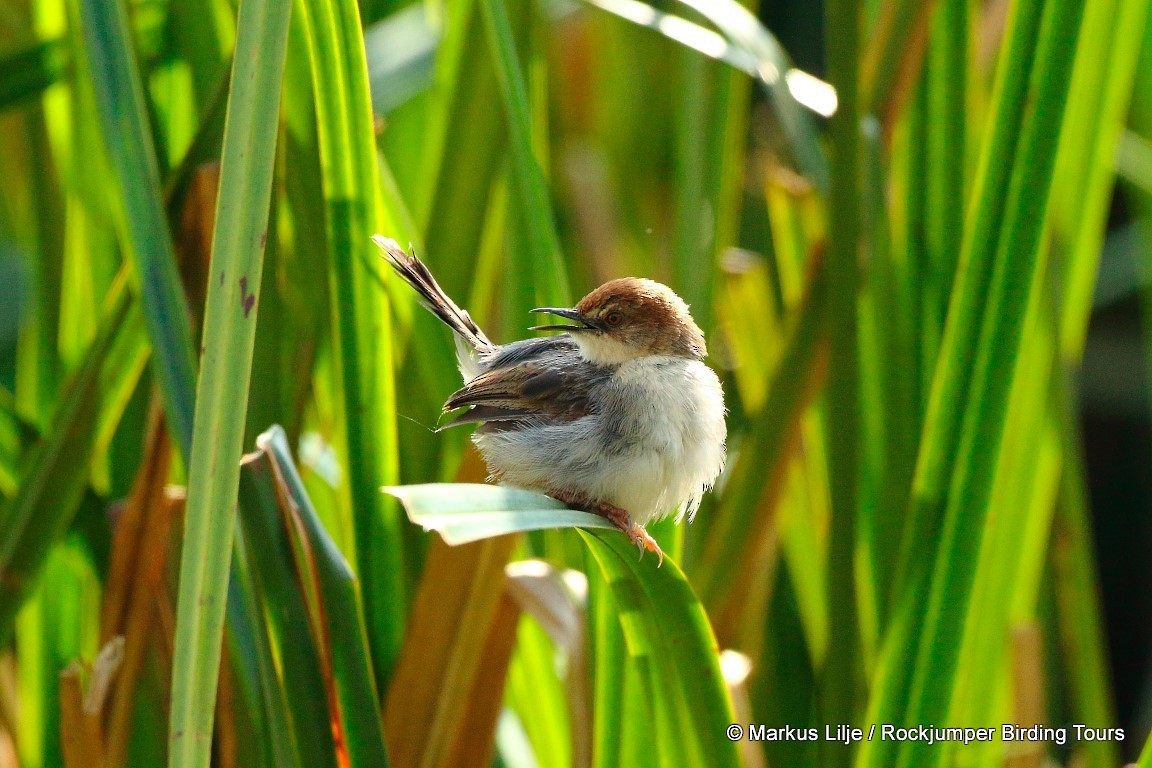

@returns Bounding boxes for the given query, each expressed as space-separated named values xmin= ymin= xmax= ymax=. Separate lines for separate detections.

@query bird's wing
xmin=439 ymin=338 xmax=609 ymax=429
xmin=481 ymin=334 xmax=576 ymax=368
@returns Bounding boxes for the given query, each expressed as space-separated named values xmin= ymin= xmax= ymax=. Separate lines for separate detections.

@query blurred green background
xmin=1 ymin=0 xmax=1152 ymax=766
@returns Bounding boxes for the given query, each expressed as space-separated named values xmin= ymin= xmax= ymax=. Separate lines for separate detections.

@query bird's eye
xmin=604 ymin=310 xmax=624 ymax=327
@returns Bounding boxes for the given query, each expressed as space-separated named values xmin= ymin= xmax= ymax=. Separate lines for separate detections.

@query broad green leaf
xmin=386 ymin=483 xmax=616 ymax=545
xmin=581 ymin=530 xmax=741 ymax=768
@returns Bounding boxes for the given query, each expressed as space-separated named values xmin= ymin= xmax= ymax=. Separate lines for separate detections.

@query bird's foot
xmin=591 ymin=502 xmax=665 ymax=566
xmin=547 ymin=490 xmax=664 ymax=565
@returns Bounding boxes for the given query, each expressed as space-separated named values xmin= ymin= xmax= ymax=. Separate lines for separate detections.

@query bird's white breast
xmin=597 ymin=356 xmax=727 ymax=524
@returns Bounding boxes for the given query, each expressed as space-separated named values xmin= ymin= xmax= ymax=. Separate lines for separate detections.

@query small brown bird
xmin=374 ymin=236 xmax=726 ymax=562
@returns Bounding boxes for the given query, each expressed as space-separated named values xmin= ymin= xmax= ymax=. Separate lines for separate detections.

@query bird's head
xmin=530 ymin=278 xmax=707 ymax=366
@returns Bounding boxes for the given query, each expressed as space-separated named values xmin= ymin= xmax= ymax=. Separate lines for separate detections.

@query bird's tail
xmin=373 ymin=236 xmax=496 ymax=355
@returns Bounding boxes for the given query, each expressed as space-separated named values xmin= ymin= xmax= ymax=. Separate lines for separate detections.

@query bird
xmin=373 ymin=235 xmax=726 ymax=563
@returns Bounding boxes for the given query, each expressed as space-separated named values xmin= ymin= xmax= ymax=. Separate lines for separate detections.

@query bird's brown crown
xmin=575 ymin=278 xmax=707 ymax=360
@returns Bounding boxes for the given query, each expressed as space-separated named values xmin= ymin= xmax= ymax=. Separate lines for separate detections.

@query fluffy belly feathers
xmin=474 ymin=357 xmax=726 ymax=525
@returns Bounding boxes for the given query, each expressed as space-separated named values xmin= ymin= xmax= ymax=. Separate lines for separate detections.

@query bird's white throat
xmin=570 ymin=332 xmax=647 ymax=366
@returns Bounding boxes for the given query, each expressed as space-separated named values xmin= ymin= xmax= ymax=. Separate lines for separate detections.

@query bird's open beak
xmin=528 ymin=307 xmax=595 ymax=332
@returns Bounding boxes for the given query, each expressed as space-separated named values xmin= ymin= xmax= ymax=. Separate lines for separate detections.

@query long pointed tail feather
xmin=373 ymin=236 xmax=495 ymax=355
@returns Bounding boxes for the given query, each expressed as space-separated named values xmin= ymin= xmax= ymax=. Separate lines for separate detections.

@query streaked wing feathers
xmin=440 ymin=337 xmax=610 ymax=429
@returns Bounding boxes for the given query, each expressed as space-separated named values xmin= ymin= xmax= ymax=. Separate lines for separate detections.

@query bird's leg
xmin=593 ymin=502 xmax=665 ymax=567
xmin=548 ymin=489 xmax=664 ymax=566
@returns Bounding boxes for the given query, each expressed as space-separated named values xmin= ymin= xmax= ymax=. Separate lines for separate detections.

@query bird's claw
xmin=549 ymin=491 xmax=665 ymax=567
xmin=598 ymin=503 xmax=664 ymax=566
xmin=625 ymin=523 xmax=665 ymax=566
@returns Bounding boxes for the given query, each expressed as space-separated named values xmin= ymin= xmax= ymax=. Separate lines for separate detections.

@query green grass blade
xmin=938 ymin=295 xmax=1060 ymax=764
xmin=258 ymin=426 xmax=391 ymax=768
xmin=910 ymin=0 xmax=1085 ymax=705
xmin=0 ymin=38 xmax=68 ymax=109
xmin=921 ymin=0 xmax=969 ymax=329
xmin=748 ymin=562 xmax=818 ymax=768
xmin=953 ymin=2 xmax=1152 ymax=762
xmin=505 ymin=604 xmax=573 ymax=767
xmin=238 ymin=452 xmax=339 ymax=768
xmin=1052 ymin=394 xmax=1122 ymax=768
xmin=670 ymin=51 xmax=717 ymax=318
xmin=857 ymin=119 xmax=916 ymax=634
xmin=268 ymin=10 xmax=332 ymax=448
xmin=80 ymin=0 xmax=199 ymax=455
xmin=13 ymin=106 xmax=64 ymax=429
xmin=479 ymin=0 xmax=570 ymax=307
xmin=694 ymin=259 xmax=827 ymax=615
xmin=588 ymin=567 xmax=628 ymax=768
xmin=93 ymin=300 xmax=149 ymax=458
xmin=890 ymin=0 xmax=1048 ymax=603
xmin=297 ymin=0 xmax=408 ymax=684
xmin=670 ymin=48 xmax=749 ymax=329
xmin=167 ymin=0 xmax=292 ymax=763
xmin=896 ymin=79 xmax=932 ymax=405
xmin=860 ymin=0 xmax=934 ymax=121
xmin=390 ymin=0 xmax=508 ymax=491
xmin=418 ymin=0 xmax=504 ymax=276
xmin=862 ymin=0 xmax=1055 ymax=758
xmin=1051 ymin=0 xmax=1152 ymax=359
xmin=0 ymin=286 xmax=128 ymax=641
xmin=225 ymin=529 xmax=302 ymax=768
xmin=15 ymin=541 xmax=99 ymax=768
xmin=0 ymin=388 xmax=33 ymax=497
xmin=872 ymin=0 xmax=1090 ymax=764
xmin=820 ymin=0 xmax=863 ymax=756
